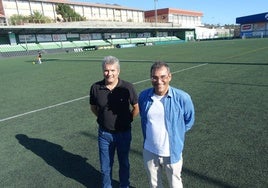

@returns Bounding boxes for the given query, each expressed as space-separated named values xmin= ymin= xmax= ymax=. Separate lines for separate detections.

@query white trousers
xmin=143 ymin=149 xmax=183 ymax=188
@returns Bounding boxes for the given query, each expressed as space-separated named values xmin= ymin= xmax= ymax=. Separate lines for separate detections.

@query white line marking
xmin=0 ymin=63 xmax=208 ymax=122
xmin=172 ymin=63 xmax=208 ymax=74
xmin=133 ymin=63 xmax=208 ymax=84
xmin=0 ymin=96 xmax=88 ymax=122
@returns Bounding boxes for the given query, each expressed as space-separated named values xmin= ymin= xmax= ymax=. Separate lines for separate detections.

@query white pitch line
xmin=133 ymin=63 xmax=208 ymax=84
xmin=172 ymin=63 xmax=208 ymax=74
xmin=0 ymin=63 xmax=208 ymax=123
xmin=0 ymin=96 xmax=88 ymax=123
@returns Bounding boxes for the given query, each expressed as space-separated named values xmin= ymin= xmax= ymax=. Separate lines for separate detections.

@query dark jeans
xmin=98 ymin=128 xmax=131 ymax=188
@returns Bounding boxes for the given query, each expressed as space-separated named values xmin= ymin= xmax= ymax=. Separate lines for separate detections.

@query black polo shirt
xmin=89 ymin=78 xmax=138 ymax=132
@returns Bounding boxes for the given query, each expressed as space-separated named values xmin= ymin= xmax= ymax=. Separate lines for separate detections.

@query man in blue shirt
xmin=138 ymin=61 xmax=195 ymax=188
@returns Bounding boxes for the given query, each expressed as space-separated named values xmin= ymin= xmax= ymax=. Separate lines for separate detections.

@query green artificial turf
xmin=0 ymin=38 xmax=267 ymax=188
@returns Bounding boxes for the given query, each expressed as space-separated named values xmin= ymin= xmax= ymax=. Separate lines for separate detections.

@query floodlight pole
xmin=154 ymin=0 xmax=158 ymax=26
xmin=24 ymin=34 xmax=28 ymax=51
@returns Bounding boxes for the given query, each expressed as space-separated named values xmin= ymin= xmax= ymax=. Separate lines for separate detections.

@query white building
xmin=0 ymin=0 xmax=144 ymax=24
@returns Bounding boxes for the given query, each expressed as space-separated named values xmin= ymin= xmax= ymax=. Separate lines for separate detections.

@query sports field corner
xmin=0 ymin=39 xmax=267 ymax=187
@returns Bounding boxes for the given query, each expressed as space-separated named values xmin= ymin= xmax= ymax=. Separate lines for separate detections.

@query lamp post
xmin=154 ymin=0 xmax=158 ymax=26
xmin=24 ymin=34 xmax=28 ymax=51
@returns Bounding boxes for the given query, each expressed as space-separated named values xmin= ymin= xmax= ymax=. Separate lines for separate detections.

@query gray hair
xmin=150 ymin=61 xmax=170 ymax=76
xmin=102 ymin=56 xmax=120 ymax=70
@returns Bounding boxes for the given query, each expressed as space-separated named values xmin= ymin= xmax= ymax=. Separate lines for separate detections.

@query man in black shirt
xmin=89 ymin=56 xmax=139 ymax=188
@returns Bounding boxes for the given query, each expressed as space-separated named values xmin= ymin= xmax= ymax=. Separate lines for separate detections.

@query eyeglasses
xmin=151 ymin=75 xmax=169 ymax=82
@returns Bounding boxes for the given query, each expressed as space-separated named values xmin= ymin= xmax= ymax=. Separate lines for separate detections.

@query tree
xmin=9 ymin=11 xmax=52 ymax=25
xmin=10 ymin=14 xmax=26 ymax=25
xmin=56 ymin=4 xmax=86 ymax=22
xmin=27 ymin=11 xmax=52 ymax=23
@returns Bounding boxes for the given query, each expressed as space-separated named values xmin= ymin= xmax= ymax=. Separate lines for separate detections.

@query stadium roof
xmin=145 ymin=8 xmax=203 ymax=17
xmin=236 ymin=12 xmax=268 ymax=24
xmin=0 ymin=23 xmax=192 ymax=35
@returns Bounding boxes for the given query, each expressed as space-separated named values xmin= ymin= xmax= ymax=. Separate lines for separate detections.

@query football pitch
xmin=0 ymin=38 xmax=267 ymax=188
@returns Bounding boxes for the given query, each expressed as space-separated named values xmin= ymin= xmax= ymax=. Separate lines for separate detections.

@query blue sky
xmin=81 ymin=0 xmax=268 ymax=25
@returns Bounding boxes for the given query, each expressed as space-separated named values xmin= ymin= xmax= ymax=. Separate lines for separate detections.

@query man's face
xmin=151 ymin=66 xmax=171 ymax=96
xmin=103 ymin=64 xmax=120 ymax=84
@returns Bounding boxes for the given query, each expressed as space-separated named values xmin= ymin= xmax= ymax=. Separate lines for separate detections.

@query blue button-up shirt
xmin=138 ymin=86 xmax=195 ymax=163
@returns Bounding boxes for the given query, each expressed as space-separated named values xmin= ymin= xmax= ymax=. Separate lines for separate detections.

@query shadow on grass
xmin=26 ymin=59 xmax=60 ymax=64
xmin=15 ymin=134 xmax=105 ymax=188
xmin=80 ymin=130 xmax=237 ymax=187
xmin=205 ymin=80 xmax=268 ymax=88
xmin=80 ymin=130 xmax=143 ymax=157
xmin=26 ymin=57 xmax=268 ymax=67
xmin=101 ymin=60 xmax=265 ymax=68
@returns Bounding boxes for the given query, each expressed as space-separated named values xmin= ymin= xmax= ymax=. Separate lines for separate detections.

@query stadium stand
xmin=106 ymin=38 xmax=130 ymax=45
xmin=87 ymin=40 xmax=110 ymax=46
xmin=72 ymin=41 xmax=90 ymax=47
xmin=0 ymin=44 xmax=25 ymax=52
xmin=38 ymin=42 xmax=62 ymax=50
xmin=0 ymin=36 xmax=183 ymax=57
xmin=56 ymin=41 xmax=77 ymax=48
xmin=20 ymin=43 xmax=42 ymax=51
